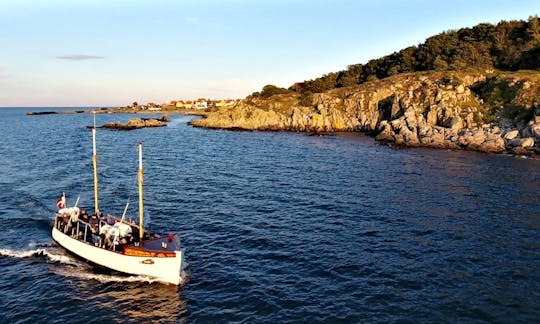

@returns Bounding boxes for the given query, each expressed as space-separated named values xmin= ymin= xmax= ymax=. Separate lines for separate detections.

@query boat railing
xmin=56 ymin=212 xmax=179 ymax=252
xmin=75 ymin=220 xmax=93 ymax=243
xmin=82 ymin=219 xmax=128 ymax=251
xmin=55 ymin=213 xmax=109 ymax=248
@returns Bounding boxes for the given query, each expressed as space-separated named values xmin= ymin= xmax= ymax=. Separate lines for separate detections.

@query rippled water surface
xmin=0 ymin=108 xmax=539 ymax=322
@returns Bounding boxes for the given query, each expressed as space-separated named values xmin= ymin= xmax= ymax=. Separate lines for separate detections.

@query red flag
xmin=56 ymin=194 xmax=66 ymax=209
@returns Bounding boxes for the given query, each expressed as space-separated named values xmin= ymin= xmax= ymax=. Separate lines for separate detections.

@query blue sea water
xmin=0 ymin=107 xmax=539 ymax=323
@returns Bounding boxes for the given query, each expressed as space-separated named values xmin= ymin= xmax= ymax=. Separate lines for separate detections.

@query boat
xmin=51 ymin=122 xmax=184 ymax=285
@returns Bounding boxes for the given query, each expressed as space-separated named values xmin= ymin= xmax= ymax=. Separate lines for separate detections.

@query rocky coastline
xmin=26 ymin=107 xmax=207 ymax=116
xmin=190 ymin=70 xmax=540 ymax=156
xmin=101 ymin=116 xmax=171 ymax=130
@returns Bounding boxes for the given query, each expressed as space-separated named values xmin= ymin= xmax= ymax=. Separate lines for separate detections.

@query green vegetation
xmin=294 ymin=16 xmax=540 ymax=94
xmin=472 ymin=77 xmax=535 ymax=124
xmin=298 ymin=91 xmax=314 ymax=107
xmin=249 ymin=84 xmax=291 ymax=98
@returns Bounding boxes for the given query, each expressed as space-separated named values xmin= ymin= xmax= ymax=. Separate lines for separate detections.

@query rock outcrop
xmin=191 ymin=71 xmax=540 ymax=155
xmin=103 ymin=115 xmax=169 ymax=130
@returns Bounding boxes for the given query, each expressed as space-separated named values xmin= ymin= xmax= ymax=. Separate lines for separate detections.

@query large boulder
xmin=478 ymin=134 xmax=505 ymax=153
xmin=102 ymin=121 xmax=136 ymax=130
xmin=375 ymin=120 xmax=394 ymax=142
xmin=127 ymin=118 xmax=146 ymax=128
xmin=103 ymin=117 xmax=168 ymax=130
xmin=508 ymin=137 xmax=535 ymax=148
xmin=528 ymin=123 xmax=540 ymax=140
xmin=503 ymin=130 xmax=519 ymax=140
xmin=142 ymin=118 xmax=166 ymax=127
xmin=448 ymin=116 xmax=463 ymax=130
xmin=159 ymin=115 xmax=171 ymax=122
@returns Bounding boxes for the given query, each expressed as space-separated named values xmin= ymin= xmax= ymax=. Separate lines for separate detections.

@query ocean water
xmin=0 ymin=107 xmax=539 ymax=323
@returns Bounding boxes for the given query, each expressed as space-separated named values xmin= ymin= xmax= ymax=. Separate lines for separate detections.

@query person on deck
xmin=80 ymin=209 xmax=89 ymax=223
xmin=89 ymin=213 xmax=100 ymax=245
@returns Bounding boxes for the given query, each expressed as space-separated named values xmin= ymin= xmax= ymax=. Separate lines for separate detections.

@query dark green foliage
xmin=301 ymin=72 xmax=339 ymax=93
xmin=519 ymin=45 xmax=540 ymax=69
xmin=294 ymin=16 xmax=540 ymax=93
xmin=249 ymin=85 xmax=291 ymax=98
xmin=336 ymin=64 xmax=362 ymax=87
xmin=433 ymin=56 xmax=449 ymax=70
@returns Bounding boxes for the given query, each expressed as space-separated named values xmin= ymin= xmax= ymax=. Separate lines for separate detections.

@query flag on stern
xmin=56 ymin=193 xmax=66 ymax=209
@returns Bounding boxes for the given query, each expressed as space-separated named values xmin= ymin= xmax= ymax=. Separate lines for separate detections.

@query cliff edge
xmin=190 ymin=70 xmax=540 ymax=155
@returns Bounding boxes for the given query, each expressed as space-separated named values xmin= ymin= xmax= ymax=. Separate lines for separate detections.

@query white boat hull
xmin=52 ymin=227 xmax=183 ymax=285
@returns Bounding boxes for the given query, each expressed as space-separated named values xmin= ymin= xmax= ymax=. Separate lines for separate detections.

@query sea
xmin=0 ymin=107 xmax=539 ymax=323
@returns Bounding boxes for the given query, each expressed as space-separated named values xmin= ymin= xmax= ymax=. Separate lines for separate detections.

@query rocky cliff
xmin=191 ymin=70 xmax=540 ymax=155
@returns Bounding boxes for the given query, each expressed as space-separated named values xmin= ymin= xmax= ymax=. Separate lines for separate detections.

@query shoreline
xmin=190 ymin=117 xmax=539 ymax=158
xmin=26 ymin=107 xmax=209 ymax=117
xmin=26 ymin=104 xmax=539 ymax=157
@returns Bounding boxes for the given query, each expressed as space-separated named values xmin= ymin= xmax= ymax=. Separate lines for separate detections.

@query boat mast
xmin=137 ymin=142 xmax=144 ymax=241
xmin=92 ymin=113 xmax=99 ymax=215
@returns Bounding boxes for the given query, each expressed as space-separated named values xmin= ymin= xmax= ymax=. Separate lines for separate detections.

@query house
xmin=184 ymin=100 xmax=194 ymax=109
xmin=291 ymin=82 xmax=305 ymax=92
xmin=194 ymin=98 xmax=208 ymax=109
xmin=224 ymin=99 xmax=237 ymax=107
xmin=147 ymin=102 xmax=162 ymax=111
xmin=215 ymin=100 xmax=226 ymax=108
xmin=175 ymin=100 xmax=185 ymax=108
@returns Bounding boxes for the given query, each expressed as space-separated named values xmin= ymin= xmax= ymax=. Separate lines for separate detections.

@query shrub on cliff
xmin=298 ymin=91 xmax=314 ymax=107
xmin=471 ymin=75 xmax=539 ymax=125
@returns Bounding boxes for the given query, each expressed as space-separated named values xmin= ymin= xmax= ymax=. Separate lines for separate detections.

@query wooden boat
xmin=51 ymin=122 xmax=184 ymax=285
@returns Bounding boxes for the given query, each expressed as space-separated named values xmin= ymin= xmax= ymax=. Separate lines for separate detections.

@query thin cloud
xmin=56 ymin=54 xmax=105 ymax=61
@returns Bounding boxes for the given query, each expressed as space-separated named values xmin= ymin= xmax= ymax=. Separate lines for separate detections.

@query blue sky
xmin=0 ymin=0 xmax=538 ymax=107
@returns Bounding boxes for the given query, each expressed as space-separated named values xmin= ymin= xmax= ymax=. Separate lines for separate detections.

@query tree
xmin=527 ymin=15 xmax=540 ymax=43
xmin=336 ymin=70 xmax=358 ymax=87
xmin=520 ymin=45 xmax=540 ymax=69
xmin=259 ymin=85 xmax=290 ymax=98
xmin=290 ymin=18 xmax=539 ymax=93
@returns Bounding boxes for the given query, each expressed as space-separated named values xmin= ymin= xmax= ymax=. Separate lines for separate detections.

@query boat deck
xmin=140 ymin=235 xmax=180 ymax=252
xmin=54 ymin=212 xmax=180 ymax=257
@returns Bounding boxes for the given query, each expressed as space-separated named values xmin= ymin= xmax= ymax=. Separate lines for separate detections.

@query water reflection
xmin=89 ymin=282 xmax=187 ymax=322
xmin=48 ymin=260 xmax=187 ymax=322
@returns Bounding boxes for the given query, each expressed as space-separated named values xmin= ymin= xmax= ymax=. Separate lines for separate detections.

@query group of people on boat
xmin=55 ymin=206 xmax=141 ymax=252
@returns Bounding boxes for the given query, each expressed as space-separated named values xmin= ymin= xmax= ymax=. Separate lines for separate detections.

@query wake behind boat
xmin=51 ymin=123 xmax=184 ymax=285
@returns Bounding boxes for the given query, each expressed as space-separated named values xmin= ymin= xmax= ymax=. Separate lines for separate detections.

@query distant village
xmin=129 ymin=98 xmax=239 ymax=111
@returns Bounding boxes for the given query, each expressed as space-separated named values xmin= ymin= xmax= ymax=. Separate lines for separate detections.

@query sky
xmin=0 ymin=0 xmax=538 ymax=107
